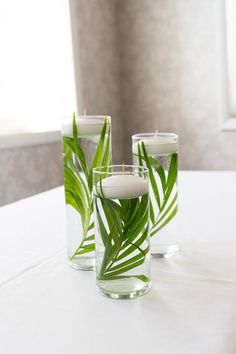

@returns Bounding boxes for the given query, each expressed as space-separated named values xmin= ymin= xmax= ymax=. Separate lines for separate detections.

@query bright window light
xmin=0 ymin=0 xmax=77 ymax=135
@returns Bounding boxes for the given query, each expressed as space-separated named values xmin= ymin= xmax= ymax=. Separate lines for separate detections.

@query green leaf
xmin=101 ymin=198 xmax=123 ymax=237
xmin=78 ymin=247 xmax=95 ymax=255
xmin=148 ymin=156 xmax=166 ymax=192
xmin=135 ymin=146 xmax=178 ymax=237
xmin=65 ymin=191 xmax=81 ymax=214
xmin=118 ymin=224 xmax=149 ymax=261
xmin=87 ymin=222 xmax=94 ymax=232
xmin=80 ymin=243 xmax=95 ymax=251
xmin=149 ymin=199 xmax=155 ymax=224
xmin=72 ymin=114 xmax=88 ymax=179
xmin=101 ymin=123 xmax=111 ymax=167
xmin=151 ymin=205 xmax=178 ymax=237
xmin=140 ymin=142 xmax=161 ymax=209
xmin=122 ymin=194 xmax=149 ymax=244
xmin=96 ymin=193 xmax=150 ymax=281
xmin=63 ymin=141 xmax=91 ymax=203
xmin=107 ymin=246 xmax=149 ymax=273
xmin=63 ymin=115 xmax=111 ymax=260
xmin=151 ymin=193 xmax=177 ymax=236
xmin=95 ymin=200 xmax=109 ymax=246
xmin=64 ymin=168 xmax=88 ymax=229
xmin=135 ymin=274 xmax=150 ymax=283
xmin=99 ymin=230 xmax=112 ymax=277
xmin=88 ymin=117 xmax=110 ymax=191
xmin=156 ymin=192 xmax=177 ymax=226
xmin=160 ymin=153 xmax=177 ymax=212
xmin=84 ymin=235 xmax=95 ymax=242
xmin=137 ymin=143 xmax=143 ymax=176
xmin=104 ymin=258 xmax=147 ymax=278
xmin=120 ymin=197 xmax=139 ymax=224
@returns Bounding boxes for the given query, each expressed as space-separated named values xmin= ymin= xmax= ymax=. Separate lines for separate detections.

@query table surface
xmin=0 ymin=171 xmax=236 ymax=354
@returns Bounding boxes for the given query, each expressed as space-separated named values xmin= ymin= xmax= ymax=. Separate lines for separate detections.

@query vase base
xmin=97 ymin=278 xmax=151 ymax=299
xmin=151 ymin=244 xmax=179 ymax=258
xmin=69 ymin=256 xmax=96 ymax=271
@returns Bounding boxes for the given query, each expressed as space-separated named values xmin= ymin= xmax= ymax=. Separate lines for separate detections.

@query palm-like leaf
xmin=95 ymin=193 xmax=150 ymax=283
xmin=134 ymin=143 xmax=178 ymax=238
xmin=62 ymin=115 xmax=111 ymax=260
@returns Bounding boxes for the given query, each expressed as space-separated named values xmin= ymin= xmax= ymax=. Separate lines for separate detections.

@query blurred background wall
xmin=72 ymin=0 xmax=236 ymax=168
xmin=117 ymin=0 xmax=236 ymax=169
xmin=0 ymin=0 xmax=236 ymax=206
xmin=0 ymin=143 xmax=62 ymax=206
xmin=70 ymin=0 xmax=124 ymax=164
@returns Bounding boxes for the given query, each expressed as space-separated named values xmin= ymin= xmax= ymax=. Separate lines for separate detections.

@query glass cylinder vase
xmin=132 ymin=133 xmax=179 ymax=258
xmin=61 ymin=115 xmax=112 ymax=270
xmin=93 ymin=165 xmax=151 ymax=299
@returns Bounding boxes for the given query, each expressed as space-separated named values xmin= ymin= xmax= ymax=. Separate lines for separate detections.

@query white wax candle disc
xmin=62 ymin=118 xmax=105 ymax=137
xmin=96 ymin=175 xmax=148 ymax=199
xmin=133 ymin=137 xmax=178 ymax=155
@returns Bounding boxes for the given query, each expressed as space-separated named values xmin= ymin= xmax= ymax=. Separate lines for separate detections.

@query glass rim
xmin=62 ymin=115 xmax=111 ymax=120
xmin=93 ymin=164 xmax=149 ymax=176
xmin=132 ymin=132 xmax=178 ymax=139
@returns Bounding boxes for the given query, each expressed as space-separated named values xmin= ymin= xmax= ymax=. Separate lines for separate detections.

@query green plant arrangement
xmin=62 ymin=114 xmax=111 ymax=265
xmin=95 ymin=194 xmax=150 ymax=282
xmin=135 ymin=142 xmax=178 ymax=238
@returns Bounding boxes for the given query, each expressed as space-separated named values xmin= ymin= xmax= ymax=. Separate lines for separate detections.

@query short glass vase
xmin=132 ymin=133 xmax=179 ymax=258
xmin=61 ymin=114 xmax=112 ymax=270
xmin=93 ymin=165 xmax=151 ymax=299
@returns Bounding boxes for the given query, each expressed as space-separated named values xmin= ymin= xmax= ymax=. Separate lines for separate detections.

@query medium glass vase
xmin=132 ymin=133 xmax=179 ymax=258
xmin=93 ymin=165 xmax=151 ymax=299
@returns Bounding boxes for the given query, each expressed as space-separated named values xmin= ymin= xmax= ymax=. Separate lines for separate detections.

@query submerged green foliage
xmin=135 ymin=142 xmax=178 ymax=237
xmin=95 ymin=193 xmax=150 ymax=283
xmin=63 ymin=114 xmax=111 ymax=260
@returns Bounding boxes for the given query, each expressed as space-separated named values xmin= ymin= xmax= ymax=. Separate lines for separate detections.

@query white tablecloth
xmin=0 ymin=172 xmax=236 ymax=354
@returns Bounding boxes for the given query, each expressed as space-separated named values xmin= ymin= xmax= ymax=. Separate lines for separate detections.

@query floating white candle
xmin=133 ymin=136 xmax=178 ymax=155
xmin=96 ymin=174 xmax=148 ymax=199
xmin=62 ymin=117 xmax=109 ymax=137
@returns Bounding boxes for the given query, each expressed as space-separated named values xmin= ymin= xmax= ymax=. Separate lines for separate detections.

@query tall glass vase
xmin=61 ymin=115 xmax=112 ymax=270
xmin=132 ymin=133 xmax=179 ymax=258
